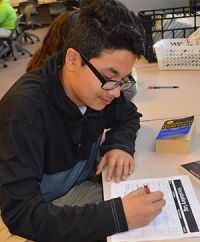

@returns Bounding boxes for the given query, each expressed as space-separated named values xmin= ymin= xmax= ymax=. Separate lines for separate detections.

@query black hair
xmin=64 ymin=0 xmax=144 ymax=60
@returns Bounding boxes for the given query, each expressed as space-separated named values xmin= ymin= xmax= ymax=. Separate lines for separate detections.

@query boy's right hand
xmin=122 ymin=187 xmax=166 ymax=229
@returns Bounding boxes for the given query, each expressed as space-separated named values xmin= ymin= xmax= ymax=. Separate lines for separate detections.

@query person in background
xmin=26 ymin=11 xmax=70 ymax=72
xmin=0 ymin=0 xmax=17 ymax=31
xmin=26 ymin=0 xmax=91 ymax=73
xmin=0 ymin=1 xmax=165 ymax=242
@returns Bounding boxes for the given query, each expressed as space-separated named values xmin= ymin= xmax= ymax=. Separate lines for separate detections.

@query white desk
xmin=103 ymin=116 xmax=200 ymax=242
xmin=132 ymin=63 xmax=200 ymax=121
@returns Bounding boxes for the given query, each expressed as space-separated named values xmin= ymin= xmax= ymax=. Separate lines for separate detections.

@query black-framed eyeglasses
xmin=79 ymin=52 xmax=136 ymax=91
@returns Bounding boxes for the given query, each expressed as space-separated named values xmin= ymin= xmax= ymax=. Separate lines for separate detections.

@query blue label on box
xmin=156 ymin=116 xmax=194 ymax=140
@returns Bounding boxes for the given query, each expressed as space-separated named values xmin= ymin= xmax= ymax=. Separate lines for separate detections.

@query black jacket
xmin=0 ymin=52 xmax=142 ymax=242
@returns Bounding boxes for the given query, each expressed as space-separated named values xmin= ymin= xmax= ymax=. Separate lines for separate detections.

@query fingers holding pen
xmin=122 ymin=189 xmax=166 ymax=229
xmin=147 ymin=191 xmax=166 ymax=215
xmin=144 ymin=190 xmax=166 ymax=214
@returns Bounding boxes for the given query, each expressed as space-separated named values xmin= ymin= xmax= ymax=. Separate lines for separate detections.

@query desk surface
xmin=132 ymin=62 xmax=200 ymax=121
xmin=103 ymin=116 xmax=200 ymax=242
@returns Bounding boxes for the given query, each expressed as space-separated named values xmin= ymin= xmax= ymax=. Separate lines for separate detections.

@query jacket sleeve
xmin=100 ymin=94 xmax=142 ymax=157
xmin=0 ymin=120 xmax=128 ymax=242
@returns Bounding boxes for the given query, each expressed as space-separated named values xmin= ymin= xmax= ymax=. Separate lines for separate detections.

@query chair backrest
xmin=23 ymin=4 xmax=35 ymax=24
xmin=19 ymin=1 xmax=38 ymax=15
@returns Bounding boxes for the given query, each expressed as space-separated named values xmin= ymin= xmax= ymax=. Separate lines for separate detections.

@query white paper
xmin=110 ymin=175 xmax=200 ymax=241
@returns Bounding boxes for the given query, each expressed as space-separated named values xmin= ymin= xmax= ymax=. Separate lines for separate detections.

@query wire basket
xmin=153 ymin=38 xmax=200 ymax=70
xmin=138 ymin=6 xmax=200 ymax=63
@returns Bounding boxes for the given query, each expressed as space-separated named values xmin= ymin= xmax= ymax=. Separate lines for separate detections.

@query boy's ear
xmin=65 ymin=48 xmax=81 ymax=70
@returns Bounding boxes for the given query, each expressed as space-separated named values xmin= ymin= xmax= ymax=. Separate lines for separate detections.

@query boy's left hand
xmin=96 ymin=149 xmax=134 ymax=183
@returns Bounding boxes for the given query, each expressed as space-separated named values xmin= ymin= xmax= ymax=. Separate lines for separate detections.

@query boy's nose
xmin=108 ymin=86 xmax=121 ymax=98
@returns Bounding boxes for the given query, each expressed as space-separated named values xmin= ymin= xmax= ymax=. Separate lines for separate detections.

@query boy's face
xmin=62 ymin=48 xmax=137 ymax=110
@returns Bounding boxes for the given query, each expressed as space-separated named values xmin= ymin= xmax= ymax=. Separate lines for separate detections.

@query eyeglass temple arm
xmin=80 ymin=53 xmax=107 ymax=85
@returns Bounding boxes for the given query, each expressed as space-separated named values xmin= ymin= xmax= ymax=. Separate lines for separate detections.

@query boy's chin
xmin=88 ymin=104 xmax=106 ymax=111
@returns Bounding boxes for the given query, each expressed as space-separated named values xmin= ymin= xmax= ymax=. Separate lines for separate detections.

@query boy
xmin=0 ymin=0 xmax=165 ymax=241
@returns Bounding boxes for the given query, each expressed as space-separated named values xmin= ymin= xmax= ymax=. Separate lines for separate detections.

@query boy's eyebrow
xmin=107 ymin=67 xmax=132 ymax=79
xmin=108 ymin=67 xmax=118 ymax=75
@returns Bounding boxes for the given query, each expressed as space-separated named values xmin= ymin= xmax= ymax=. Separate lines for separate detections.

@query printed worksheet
xmin=110 ymin=175 xmax=200 ymax=241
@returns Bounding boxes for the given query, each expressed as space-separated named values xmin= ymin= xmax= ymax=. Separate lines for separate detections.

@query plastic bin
xmin=153 ymin=38 xmax=200 ymax=70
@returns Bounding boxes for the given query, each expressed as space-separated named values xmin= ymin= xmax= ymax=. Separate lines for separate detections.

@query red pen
xmin=148 ymin=86 xmax=179 ymax=89
xmin=144 ymin=184 xmax=150 ymax=194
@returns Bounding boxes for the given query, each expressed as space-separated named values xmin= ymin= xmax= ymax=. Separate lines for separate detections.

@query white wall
xmin=121 ymin=0 xmax=189 ymax=12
